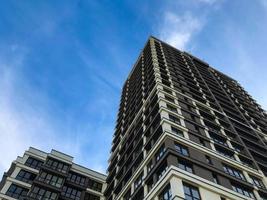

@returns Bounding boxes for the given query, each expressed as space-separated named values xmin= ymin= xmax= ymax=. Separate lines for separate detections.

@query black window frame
xmin=183 ymin=182 xmax=201 ymax=200
xmin=61 ymin=185 xmax=82 ymax=200
xmin=159 ymin=184 xmax=172 ymax=200
xmin=178 ymin=159 xmax=193 ymax=173
xmin=174 ymin=143 xmax=189 ymax=156
xmin=67 ymin=171 xmax=86 ymax=187
xmin=88 ymin=178 xmax=103 ymax=192
xmin=232 ymin=183 xmax=255 ymax=199
xmin=15 ymin=169 xmax=36 ymax=183
xmin=45 ymin=158 xmax=69 ymax=173
xmin=223 ymin=164 xmax=245 ymax=181
xmin=29 ymin=186 xmax=58 ymax=200
xmin=37 ymin=171 xmax=64 ymax=188
xmin=6 ymin=184 xmax=29 ymax=199
xmin=25 ymin=157 xmax=43 ymax=170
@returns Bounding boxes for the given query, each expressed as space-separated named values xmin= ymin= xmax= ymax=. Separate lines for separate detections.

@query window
xmin=6 ymin=184 xmax=28 ymax=199
xmin=159 ymin=184 xmax=172 ymax=200
xmin=123 ymin=189 xmax=131 ymax=200
xmin=239 ymin=156 xmax=254 ymax=168
xmin=29 ymin=186 xmax=58 ymax=200
xmin=259 ymin=192 xmax=267 ymax=200
xmin=231 ymin=143 xmax=243 ymax=152
xmin=88 ymin=179 xmax=103 ymax=192
xmin=205 ymin=156 xmax=212 ymax=165
xmin=167 ymin=104 xmax=177 ymax=113
xmin=147 ymin=178 xmax=154 ymax=193
xmin=147 ymin=160 xmax=154 ymax=173
xmin=169 ymin=114 xmax=181 ymax=125
xmin=165 ymin=95 xmax=175 ymax=103
xmin=163 ymin=87 xmax=172 ymax=94
xmin=212 ymin=173 xmax=219 ymax=184
xmin=178 ymin=160 xmax=193 ymax=173
xmin=37 ymin=171 xmax=64 ymax=188
xmin=223 ymin=165 xmax=245 ymax=181
xmin=157 ymin=163 xmax=168 ymax=180
xmin=171 ymin=126 xmax=184 ymax=137
xmin=45 ymin=158 xmax=69 ymax=173
xmin=199 ymin=139 xmax=206 ymax=147
xmin=183 ymin=183 xmax=201 ymax=200
xmin=67 ymin=172 xmax=86 ymax=186
xmin=232 ymin=183 xmax=255 ymax=199
xmin=84 ymin=193 xmax=100 ymax=200
xmin=215 ymin=146 xmax=235 ymax=160
xmin=16 ymin=169 xmax=36 ymax=183
xmin=132 ymin=188 xmax=144 ymax=200
xmin=25 ymin=157 xmax=43 ymax=170
xmin=250 ymin=176 xmax=265 ymax=189
xmin=134 ymin=173 xmax=143 ymax=189
xmin=210 ymin=133 xmax=227 ymax=146
xmin=62 ymin=186 xmax=82 ymax=200
xmin=156 ymin=144 xmax=166 ymax=161
xmin=174 ymin=143 xmax=189 ymax=156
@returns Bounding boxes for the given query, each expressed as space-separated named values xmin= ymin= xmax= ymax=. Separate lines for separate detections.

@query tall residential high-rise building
xmin=104 ymin=37 xmax=267 ymax=200
xmin=0 ymin=147 xmax=106 ymax=200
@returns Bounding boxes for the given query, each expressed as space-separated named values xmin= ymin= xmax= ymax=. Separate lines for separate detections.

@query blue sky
xmin=0 ymin=0 xmax=267 ymax=175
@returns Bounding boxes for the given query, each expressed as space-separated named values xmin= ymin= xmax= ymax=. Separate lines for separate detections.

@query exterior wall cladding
xmin=0 ymin=147 xmax=106 ymax=200
xmin=105 ymin=37 xmax=267 ymax=200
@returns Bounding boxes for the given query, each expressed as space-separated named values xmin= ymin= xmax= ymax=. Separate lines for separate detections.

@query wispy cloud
xmin=195 ymin=0 xmax=219 ymax=4
xmin=0 ymin=43 xmax=110 ymax=175
xmin=156 ymin=0 xmax=224 ymax=50
xmin=158 ymin=12 xmax=202 ymax=50
xmin=221 ymin=26 xmax=267 ymax=110
xmin=156 ymin=0 xmax=267 ymax=112
xmin=259 ymin=0 xmax=267 ymax=9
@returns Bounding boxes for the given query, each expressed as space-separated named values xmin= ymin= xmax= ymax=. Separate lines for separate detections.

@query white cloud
xmin=159 ymin=12 xmax=202 ymax=50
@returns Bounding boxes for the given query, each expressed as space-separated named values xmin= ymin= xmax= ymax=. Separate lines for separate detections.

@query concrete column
xmin=143 ymin=165 xmax=148 ymax=177
xmin=167 ymin=155 xmax=178 ymax=167
xmin=243 ymin=171 xmax=252 ymax=184
xmin=169 ymin=176 xmax=184 ymax=200
xmin=10 ymin=166 xmax=21 ymax=178
xmin=162 ymin=121 xmax=171 ymax=133
xmin=158 ymin=99 xmax=167 ymax=108
xmin=180 ymin=118 xmax=186 ymax=127
xmin=177 ymin=108 xmax=182 ymax=116
xmin=199 ymin=187 xmax=221 ymax=200
xmin=131 ymin=183 xmax=135 ymax=197
xmin=233 ymin=154 xmax=240 ymax=162
xmin=210 ymin=142 xmax=216 ymax=151
xmin=262 ymin=175 xmax=267 ymax=188
xmin=226 ymin=140 xmax=233 ymax=149
xmin=154 ymin=195 xmax=159 ymax=200
xmin=144 ymin=184 xmax=148 ymax=196
xmin=183 ymin=131 xmax=190 ymax=139
xmin=253 ymin=190 xmax=261 ymax=200
xmin=0 ymin=180 xmax=12 ymax=194
xmin=160 ymin=110 xmax=169 ymax=119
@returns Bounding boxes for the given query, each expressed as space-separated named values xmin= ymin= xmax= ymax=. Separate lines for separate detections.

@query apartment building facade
xmin=0 ymin=147 xmax=106 ymax=200
xmin=104 ymin=37 xmax=267 ymax=200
